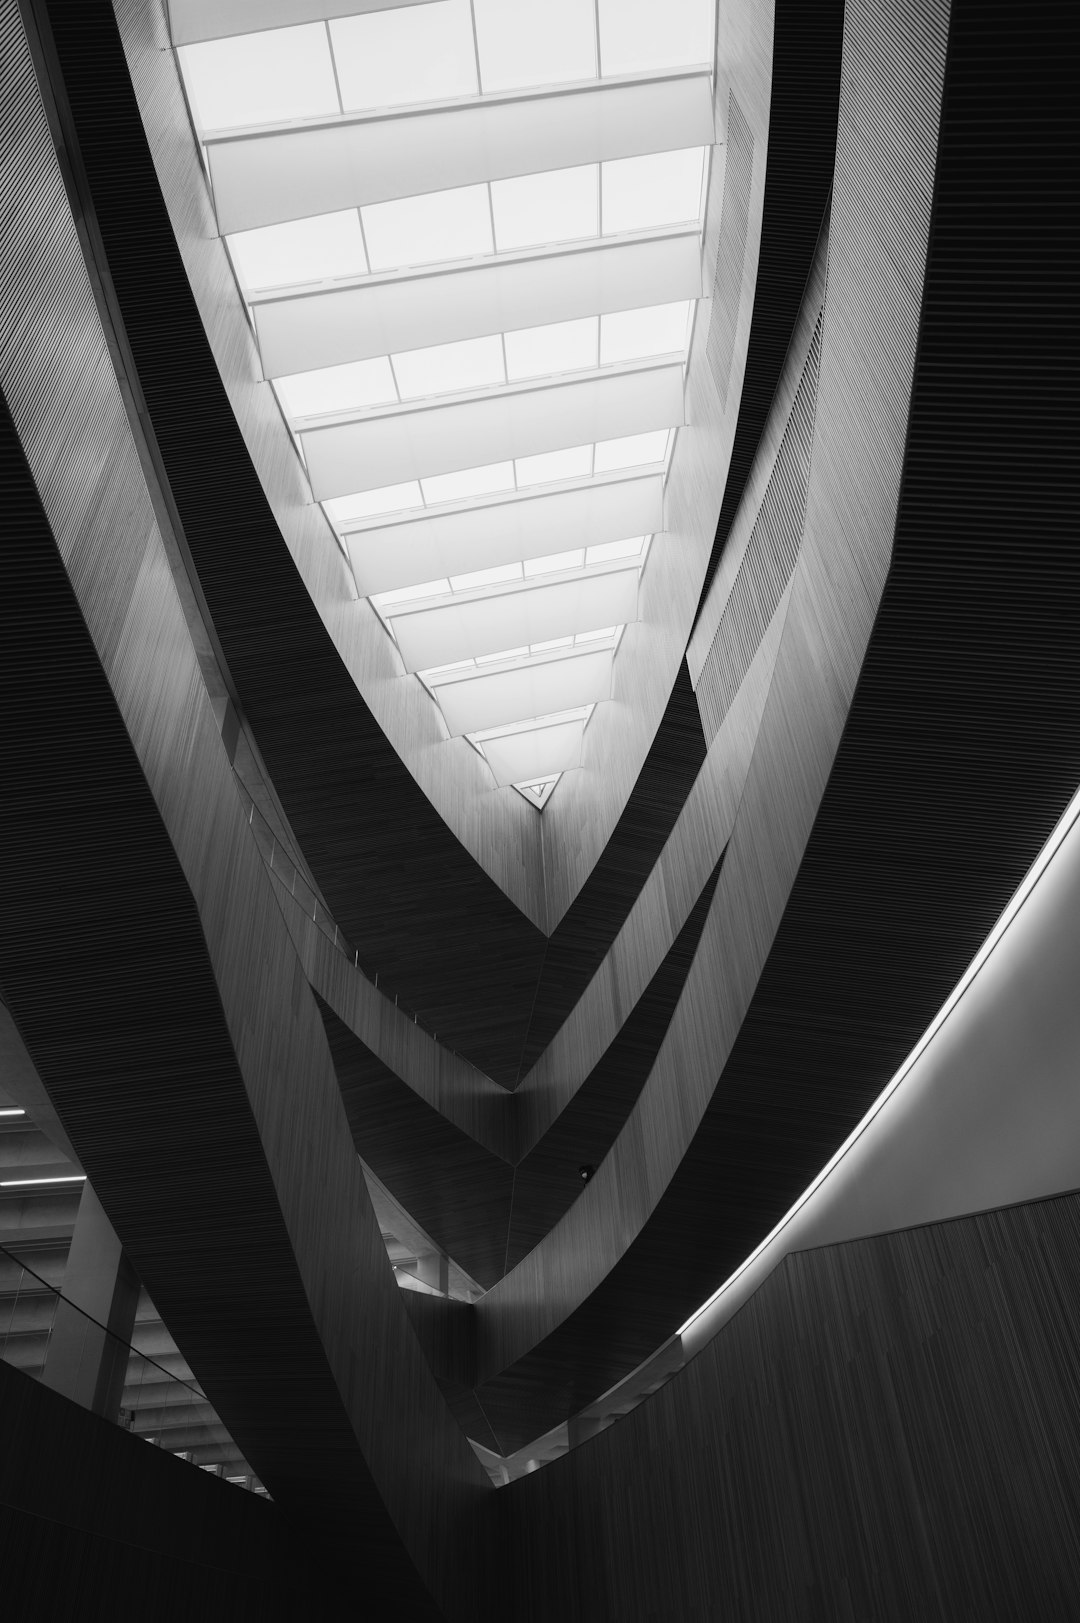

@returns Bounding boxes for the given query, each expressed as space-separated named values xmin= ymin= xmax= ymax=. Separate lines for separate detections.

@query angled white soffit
xmin=170 ymin=0 xmax=740 ymax=816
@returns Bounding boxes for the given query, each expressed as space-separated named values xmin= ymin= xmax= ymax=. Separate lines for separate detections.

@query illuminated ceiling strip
xmin=169 ymin=0 xmax=435 ymax=48
xmin=301 ymin=363 xmax=684 ymax=499
xmin=346 ymin=476 xmax=663 ymax=594
xmin=432 ymin=646 xmax=613 ymax=735
xmin=208 ymin=73 xmax=714 ymax=233
xmin=253 ymin=233 xmax=704 ymax=377
xmin=0 ymin=1107 xmax=27 ymax=1117
xmin=677 ymin=783 xmax=1080 ymax=1340
xmin=388 ymin=565 xmax=639 ymax=671
xmin=0 ymin=1174 xmax=87 ymax=1187
xmin=482 ymin=718 xmax=585 ymax=788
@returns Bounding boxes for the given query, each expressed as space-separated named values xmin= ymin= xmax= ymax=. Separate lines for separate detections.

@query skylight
xmin=329 ymin=0 xmax=478 ymax=112
xmin=171 ymin=1 xmax=721 ymax=809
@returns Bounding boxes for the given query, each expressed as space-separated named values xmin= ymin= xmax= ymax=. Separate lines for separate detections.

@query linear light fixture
xmin=0 ymin=1107 xmax=27 ymax=1117
xmin=0 ymin=1174 xmax=87 ymax=1188
xmin=677 ymin=782 xmax=1080 ymax=1338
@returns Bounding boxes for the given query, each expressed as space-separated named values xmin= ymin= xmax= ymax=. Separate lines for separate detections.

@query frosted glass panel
xmin=171 ymin=0 xmax=435 ymax=46
xmin=390 ymin=566 xmax=640 ymax=669
xmin=600 ymin=301 xmax=692 ymax=364
xmin=602 ymin=148 xmax=706 ymax=234
xmin=420 ymin=463 xmax=516 ymax=504
xmin=346 ymin=478 xmax=664 ymax=593
xmin=208 ymin=75 xmax=713 ymax=234
xmin=594 ymin=429 xmax=670 ymax=471
xmin=324 ymin=482 xmax=423 ymax=522
xmin=331 ymin=0 xmax=477 ymax=111
xmin=505 ymin=318 xmax=598 ymax=381
xmin=276 ymin=356 xmax=397 ymax=417
xmin=483 ymin=720 xmax=584 ymax=787
xmin=253 ymin=234 xmax=704 ymax=376
xmin=302 ymin=365 xmax=685 ymax=498
xmin=599 ymin=0 xmax=715 ymax=77
xmin=491 ymin=167 xmax=599 ymax=253
xmin=393 ymin=336 xmax=506 ymax=399
xmin=362 ymin=186 xmax=493 ymax=272
xmin=434 ymin=648 xmax=613 ymax=733
xmin=515 ymin=445 xmax=593 ymax=487
xmin=228 ymin=212 xmax=367 ymax=293
xmin=178 ymin=26 xmax=338 ymax=132
xmin=474 ymin=0 xmax=596 ymax=92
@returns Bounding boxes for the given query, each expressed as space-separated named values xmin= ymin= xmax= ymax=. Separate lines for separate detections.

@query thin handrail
xmin=0 ymin=1237 xmax=207 ymax=1403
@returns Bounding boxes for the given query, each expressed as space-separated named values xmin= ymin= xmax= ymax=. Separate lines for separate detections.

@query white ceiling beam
xmin=169 ymin=0 xmax=435 ymax=47
xmin=346 ymin=477 xmax=663 ymax=595
xmin=432 ymin=648 xmax=612 ymax=734
xmin=389 ymin=565 xmax=640 ymax=671
xmin=209 ymin=73 xmax=714 ymax=233
xmin=483 ymin=720 xmax=584 ymax=788
xmin=301 ymin=364 xmax=683 ymax=500
xmin=254 ymin=233 xmax=703 ymax=378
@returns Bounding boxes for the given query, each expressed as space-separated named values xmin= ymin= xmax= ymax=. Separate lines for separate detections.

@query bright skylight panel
xmin=504 ymin=317 xmax=598 ymax=381
xmin=362 ymin=186 xmax=493 ymax=272
xmin=178 ymin=25 xmax=339 ymax=133
xmin=392 ymin=336 xmax=505 ymax=399
xmin=490 ymin=166 xmax=599 ymax=253
xmin=452 ymin=561 xmax=525 ymax=591
xmin=330 ymin=0 xmax=478 ymax=112
xmin=516 ymin=445 xmax=594 ymax=487
xmin=575 ymin=625 xmax=619 ymax=642
xmin=600 ymin=302 xmax=693 ymax=365
xmin=421 ymin=463 xmax=515 ymax=505
xmin=476 ymin=645 xmax=530 ymax=664
xmin=375 ymin=577 xmax=451 ymax=607
xmin=601 ymin=148 xmax=706 ymax=235
xmin=473 ymin=0 xmax=596 ymax=92
xmin=594 ymin=429 xmax=670 ymax=471
xmin=325 ymin=482 xmax=423 ymax=524
xmin=531 ymin=636 xmax=575 ymax=651
xmin=228 ymin=211 xmax=367 ymax=293
xmin=276 ymin=356 xmax=397 ymax=419
xmin=598 ymin=0 xmax=716 ymax=76
xmin=586 ymin=535 xmax=646 ymax=565
xmin=524 ymin=549 xmax=585 ymax=576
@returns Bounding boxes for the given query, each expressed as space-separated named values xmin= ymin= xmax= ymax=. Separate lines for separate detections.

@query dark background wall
xmin=485 ymin=1190 xmax=1080 ymax=1622
xmin=0 ymin=1360 xmax=351 ymax=1622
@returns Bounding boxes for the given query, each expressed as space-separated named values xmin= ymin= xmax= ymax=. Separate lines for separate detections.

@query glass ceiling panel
xmin=481 ymin=717 xmax=585 ymax=788
xmin=329 ymin=0 xmax=478 ymax=112
xmin=392 ymin=336 xmax=506 ymax=399
xmin=599 ymin=0 xmax=716 ymax=77
xmin=490 ymin=166 xmax=599 ymax=253
xmin=434 ymin=647 xmax=614 ymax=734
xmin=344 ymin=480 xmax=661 ymax=594
xmin=600 ymin=301 xmax=692 ymax=365
xmin=325 ymin=482 xmax=423 ymax=523
xmin=169 ymin=4 xmax=720 ymax=806
xmin=515 ymin=445 xmax=594 ymax=488
xmin=229 ymin=211 xmax=368 ymax=295
xmin=362 ymin=185 xmax=494 ymax=272
xmin=504 ymin=317 xmax=599 ymax=381
xmin=275 ymin=355 xmax=398 ymax=418
xmin=178 ymin=25 xmax=338 ymax=132
xmin=473 ymin=0 xmax=597 ymax=93
xmin=594 ymin=428 xmax=672 ymax=471
xmin=601 ymin=148 xmax=707 ymax=234
xmin=420 ymin=463 xmax=516 ymax=505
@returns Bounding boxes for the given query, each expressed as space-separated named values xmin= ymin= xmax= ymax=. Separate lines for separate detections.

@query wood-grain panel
xmin=465 ymin=0 xmax=951 ymax=1447
xmin=1 ymin=11 xmax=487 ymax=1613
xmin=482 ymin=1192 xmax=1080 ymax=1620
